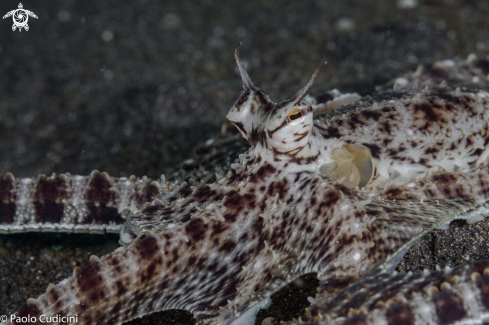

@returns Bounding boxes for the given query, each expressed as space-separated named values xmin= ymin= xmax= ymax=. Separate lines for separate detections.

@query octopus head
xmin=226 ymin=43 xmax=276 ymax=147
xmin=265 ymin=62 xmax=326 ymax=155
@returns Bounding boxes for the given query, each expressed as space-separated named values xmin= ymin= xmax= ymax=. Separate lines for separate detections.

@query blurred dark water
xmin=1 ymin=0 xmax=487 ymax=179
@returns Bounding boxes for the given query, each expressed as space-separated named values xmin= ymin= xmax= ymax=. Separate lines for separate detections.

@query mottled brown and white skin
xmin=5 ymin=46 xmax=489 ymax=325
xmin=288 ymin=260 xmax=489 ymax=325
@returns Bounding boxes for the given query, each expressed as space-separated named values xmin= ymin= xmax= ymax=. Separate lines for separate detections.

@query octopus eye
xmin=287 ymin=109 xmax=304 ymax=122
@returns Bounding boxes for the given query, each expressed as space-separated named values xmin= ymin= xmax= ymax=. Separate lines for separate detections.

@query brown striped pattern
xmin=0 ymin=171 xmax=166 ymax=234
xmin=382 ymin=164 xmax=489 ymax=201
xmin=0 ymin=173 xmax=16 ymax=224
xmin=293 ymin=260 xmax=489 ymax=325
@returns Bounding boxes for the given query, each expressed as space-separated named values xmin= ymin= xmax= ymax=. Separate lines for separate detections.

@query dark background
xmin=1 ymin=0 xmax=488 ymax=179
xmin=1 ymin=0 xmax=489 ymax=324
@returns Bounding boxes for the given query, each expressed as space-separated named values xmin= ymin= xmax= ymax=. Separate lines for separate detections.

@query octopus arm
xmin=312 ymin=171 xmax=489 ymax=314
xmin=293 ymin=260 xmax=489 ymax=324
xmin=9 ymin=217 xmax=258 ymax=324
xmin=201 ymin=173 xmax=489 ymax=324
xmin=0 ymin=172 xmax=166 ymax=234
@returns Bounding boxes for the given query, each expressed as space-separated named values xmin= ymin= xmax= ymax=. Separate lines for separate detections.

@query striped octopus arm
xmin=295 ymin=260 xmax=489 ymax=325
xmin=0 ymin=171 xmax=165 ymax=234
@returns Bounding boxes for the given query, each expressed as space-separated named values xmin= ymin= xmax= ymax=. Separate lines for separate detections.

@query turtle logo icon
xmin=3 ymin=3 xmax=38 ymax=32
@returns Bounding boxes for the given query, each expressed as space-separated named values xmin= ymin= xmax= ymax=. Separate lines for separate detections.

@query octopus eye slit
xmin=287 ymin=110 xmax=304 ymax=122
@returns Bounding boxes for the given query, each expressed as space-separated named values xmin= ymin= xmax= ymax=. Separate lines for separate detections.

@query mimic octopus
xmin=2 ymin=44 xmax=489 ymax=325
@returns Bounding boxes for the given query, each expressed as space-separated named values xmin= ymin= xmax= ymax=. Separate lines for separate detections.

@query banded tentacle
xmin=0 ymin=171 xmax=166 ymax=234
xmin=293 ymin=260 xmax=489 ymax=325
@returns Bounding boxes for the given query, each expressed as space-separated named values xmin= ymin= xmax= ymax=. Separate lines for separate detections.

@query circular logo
xmin=2 ymin=3 xmax=38 ymax=32
xmin=0 ymin=315 xmax=8 ymax=322
xmin=13 ymin=10 xmax=28 ymax=27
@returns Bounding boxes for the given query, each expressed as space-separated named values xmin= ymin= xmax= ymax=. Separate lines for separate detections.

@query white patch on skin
xmin=467 ymin=214 xmax=485 ymax=224
xmin=376 ymin=156 xmax=392 ymax=180
xmin=312 ymin=91 xmax=361 ymax=115
xmin=340 ymin=204 xmax=351 ymax=211
xmin=436 ymin=222 xmax=450 ymax=230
